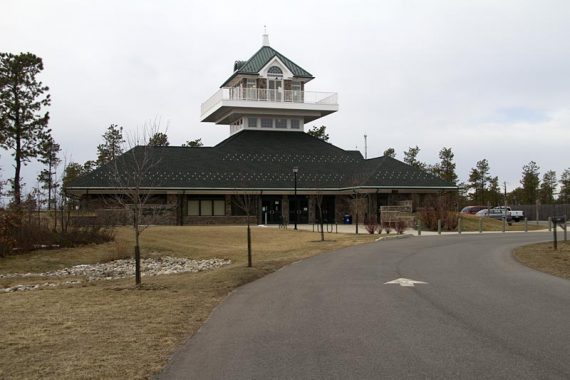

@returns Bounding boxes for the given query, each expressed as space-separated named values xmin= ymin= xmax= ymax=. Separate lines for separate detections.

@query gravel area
xmin=1 ymin=257 xmax=231 ymax=293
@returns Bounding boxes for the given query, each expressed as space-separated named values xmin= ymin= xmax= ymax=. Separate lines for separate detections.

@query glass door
xmin=268 ymin=79 xmax=282 ymax=102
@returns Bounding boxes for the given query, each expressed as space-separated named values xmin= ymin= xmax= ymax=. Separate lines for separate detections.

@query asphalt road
xmin=157 ymin=233 xmax=570 ymax=379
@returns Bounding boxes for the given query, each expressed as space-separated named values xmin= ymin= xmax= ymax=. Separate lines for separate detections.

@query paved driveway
xmin=158 ymin=233 xmax=570 ymax=379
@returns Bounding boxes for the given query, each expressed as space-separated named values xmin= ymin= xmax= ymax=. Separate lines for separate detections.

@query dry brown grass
xmin=459 ymin=214 xmax=545 ymax=232
xmin=0 ymin=226 xmax=375 ymax=379
xmin=514 ymin=241 xmax=570 ymax=280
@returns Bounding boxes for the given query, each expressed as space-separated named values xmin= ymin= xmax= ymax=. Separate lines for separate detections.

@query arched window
xmin=267 ymin=66 xmax=283 ymax=75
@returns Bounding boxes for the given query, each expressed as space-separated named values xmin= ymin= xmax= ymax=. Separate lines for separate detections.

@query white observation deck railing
xmin=201 ymin=87 xmax=338 ymax=115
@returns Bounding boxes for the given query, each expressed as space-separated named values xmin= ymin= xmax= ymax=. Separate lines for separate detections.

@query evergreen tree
xmin=539 ymin=170 xmax=557 ymax=204
xmin=383 ymin=147 xmax=396 ymax=158
xmin=37 ymin=136 xmax=61 ymax=210
xmin=182 ymin=138 xmax=203 ymax=147
xmin=433 ymin=147 xmax=458 ymax=184
xmin=520 ymin=161 xmax=540 ymax=204
xmin=96 ymin=124 xmax=124 ymax=166
xmin=148 ymin=132 xmax=169 ymax=146
xmin=488 ymin=176 xmax=502 ymax=206
xmin=403 ymin=146 xmax=426 ymax=170
xmin=0 ymin=52 xmax=51 ymax=205
xmin=558 ymin=168 xmax=570 ymax=202
xmin=307 ymin=125 xmax=329 ymax=141
xmin=468 ymin=159 xmax=491 ymax=204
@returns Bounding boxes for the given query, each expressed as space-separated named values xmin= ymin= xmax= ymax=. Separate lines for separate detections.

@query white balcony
xmin=200 ymin=87 xmax=338 ymax=124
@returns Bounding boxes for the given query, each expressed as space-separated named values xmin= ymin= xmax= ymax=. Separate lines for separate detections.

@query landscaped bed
xmin=0 ymin=225 xmax=375 ymax=379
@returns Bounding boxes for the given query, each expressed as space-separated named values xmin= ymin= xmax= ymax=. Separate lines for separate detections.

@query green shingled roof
xmin=221 ymin=46 xmax=314 ymax=87
xmin=66 ymin=131 xmax=457 ymax=192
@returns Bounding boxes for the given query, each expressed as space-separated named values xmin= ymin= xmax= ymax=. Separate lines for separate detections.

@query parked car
xmin=492 ymin=206 xmax=524 ymax=222
xmin=476 ymin=208 xmax=513 ymax=223
xmin=460 ymin=205 xmax=488 ymax=215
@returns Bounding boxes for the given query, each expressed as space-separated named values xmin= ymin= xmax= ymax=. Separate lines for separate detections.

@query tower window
xmin=248 ymin=117 xmax=258 ymax=128
xmin=268 ymin=66 xmax=283 ymax=75
xmin=290 ymin=119 xmax=300 ymax=129
xmin=275 ymin=119 xmax=287 ymax=129
xmin=261 ymin=118 xmax=273 ymax=128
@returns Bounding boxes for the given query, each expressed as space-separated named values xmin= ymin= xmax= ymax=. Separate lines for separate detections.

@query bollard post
xmin=479 ymin=217 xmax=483 ymax=233
xmin=524 ymin=217 xmax=528 ymax=233
xmin=548 ymin=217 xmax=552 ymax=232
xmin=458 ymin=217 xmax=462 ymax=234
xmin=417 ymin=220 xmax=421 ymax=236
xmin=502 ymin=216 xmax=506 ymax=233
xmin=437 ymin=219 xmax=441 ymax=235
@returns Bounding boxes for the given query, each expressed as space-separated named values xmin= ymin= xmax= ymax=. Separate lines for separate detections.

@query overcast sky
xmin=2 ymin=0 xmax=570 ymax=195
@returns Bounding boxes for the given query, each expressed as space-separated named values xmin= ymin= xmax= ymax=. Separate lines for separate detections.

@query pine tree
xmin=403 ymin=146 xmax=425 ymax=170
xmin=520 ymin=161 xmax=540 ymax=204
xmin=307 ymin=125 xmax=329 ymax=141
xmin=468 ymin=159 xmax=491 ymax=204
xmin=383 ymin=147 xmax=396 ymax=158
xmin=558 ymin=168 xmax=570 ymax=202
xmin=0 ymin=52 xmax=51 ymax=205
xmin=37 ymin=136 xmax=61 ymax=210
xmin=182 ymin=138 xmax=203 ymax=147
xmin=96 ymin=124 xmax=124 ymax=166
xmin=539 ymin=170 xmax=557 ymax=204
xmin=148 ymin=132 xmax=169 ymax=146
xmin=433 ymin=147 xmax=458 ymax=184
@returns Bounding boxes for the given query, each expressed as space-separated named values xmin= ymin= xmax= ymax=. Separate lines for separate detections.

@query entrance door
xmin=268 ymin=79 xmax=282 ymax=102
xmin=289 ymin=195 xmax=309 ymax=224
xmin=261 ymin=196 xmax=283 ymax=224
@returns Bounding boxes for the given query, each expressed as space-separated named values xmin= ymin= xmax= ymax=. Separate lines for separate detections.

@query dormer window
xmin=267 ymin=66 xmax=283 ymax=76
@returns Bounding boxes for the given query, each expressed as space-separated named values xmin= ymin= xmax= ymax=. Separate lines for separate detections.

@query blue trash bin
xmin=343 ymin=214 xmax=352 ymax=224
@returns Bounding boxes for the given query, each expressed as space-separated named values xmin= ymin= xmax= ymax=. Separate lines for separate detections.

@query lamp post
xmin=293 ymin=167 xmax=298 ymax=230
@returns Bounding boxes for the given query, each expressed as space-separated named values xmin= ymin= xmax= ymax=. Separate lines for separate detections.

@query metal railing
xmin=201 ymin=87 xmax=338 ymax=115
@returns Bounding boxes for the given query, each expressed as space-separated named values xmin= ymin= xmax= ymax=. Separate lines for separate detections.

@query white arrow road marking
xmin=384 ymin=278 xmax=428 ymax=287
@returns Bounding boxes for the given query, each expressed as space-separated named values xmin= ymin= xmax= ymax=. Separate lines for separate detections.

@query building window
xmin=290 ymin=119 xmax=300 ymax=129
xmin=261 ymin=118 xmax=273 ymax=128
xmin=188 ymin=198 xmax=225 ymax=216
xmin=275 ymin=118 xmax=287 ymax=129
xmin=188 ymin=200 xmax=200 ymax=216
xmin=268 ymin=66 xmax=283 ymax=75
xmin=213 ymin=200 xmax=225 ymax=215
xmin=248 ymin=117 xmax=258 ymax=128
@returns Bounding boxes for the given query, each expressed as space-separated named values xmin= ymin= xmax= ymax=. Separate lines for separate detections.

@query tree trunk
xmin=247 ymin=221 xmax=252 ymax=267
xmin=134 ymin=210 xmax=141 ymax=286
xmin=319 ymin=206 xmax=325 ymax=241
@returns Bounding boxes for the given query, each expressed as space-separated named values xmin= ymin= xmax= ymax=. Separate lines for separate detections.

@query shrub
xmin=365 ymin=218 xmax=377 ymax=234
xmin=0 ymin=207 xmax=115 ymax=256
xmin=394 ymin=220 xmax=408 ymax=234
xmin=417 ymin=195 xmax=459 ymax=231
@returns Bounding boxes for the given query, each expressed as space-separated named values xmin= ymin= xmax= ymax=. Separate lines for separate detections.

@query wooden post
xmin=458 ymin=217 xmax=462 ymax=234
xmin=479 ymin=217 xmax=483 ymax=233
xmin=437 ymin=219 xmax=441 ymax=235
xmin=548 ymin=217 xmax=552 ymax=232
xmin=524 ymin=217 xmax=528 ymax=233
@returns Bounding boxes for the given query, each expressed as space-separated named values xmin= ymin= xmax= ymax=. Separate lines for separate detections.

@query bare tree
xmin=350 ymin=189 xmax=367 ymax=235
xmin=232 ymin=191 xmax=258 ymax=267
xmin=110 ymin=122 xmax=164 ymax=286
xmin=312 ymin=192 xmax=325 ymax=241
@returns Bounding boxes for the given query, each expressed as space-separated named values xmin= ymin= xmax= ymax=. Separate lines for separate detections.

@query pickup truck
xmin=492 ymin=206 xmax=524 ymax=222
xmin=476 ymin=208 xmax=513 ymax=223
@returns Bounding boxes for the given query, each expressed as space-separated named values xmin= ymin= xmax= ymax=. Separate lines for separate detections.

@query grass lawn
xmin=514 ymin=240 xmax=570 ymax=280
xmin=0 ymin=226 xmax=375 ymax=379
